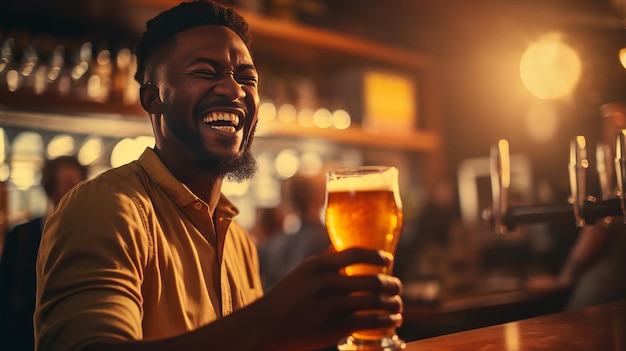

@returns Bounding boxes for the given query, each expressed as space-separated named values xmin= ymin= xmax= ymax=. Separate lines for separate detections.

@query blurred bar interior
xmin=2 ymin=0 xmax=626 ymax=344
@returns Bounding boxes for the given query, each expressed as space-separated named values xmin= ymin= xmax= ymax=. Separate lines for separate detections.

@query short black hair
xmin=134 ymin=0 xmax=251 ymax=84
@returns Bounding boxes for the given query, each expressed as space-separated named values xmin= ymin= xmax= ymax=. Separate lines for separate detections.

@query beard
xmin=165 ymin=116 xmax=258 ymax=182
xmin=198 ymin=143 xmax=258 ymax=182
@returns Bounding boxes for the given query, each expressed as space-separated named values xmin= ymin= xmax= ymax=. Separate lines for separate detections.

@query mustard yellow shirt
xmin=35 ymin=148 xmax=263 ymax=351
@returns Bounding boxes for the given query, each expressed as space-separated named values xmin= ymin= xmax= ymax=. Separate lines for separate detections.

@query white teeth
xmin=202 ymin=112 xmax=240 ymax=133
xmin=211 ymin=125 xmax=236 ymax=132
xmin=202 ymin=112 xmax=240 ymax=126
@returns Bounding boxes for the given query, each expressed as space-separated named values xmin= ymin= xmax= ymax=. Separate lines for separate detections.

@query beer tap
xmin=596 ymin=141 xmax=614 ymax=201
xmin=489 ymin=139 xmax=510 ymax=235
xmin=614 ymin=130 xmax=626 ymax=221
xmin=483 ymin=136 xmax=624 ymax=233
xmin=568 ymin=136 xmax=588 ymax=227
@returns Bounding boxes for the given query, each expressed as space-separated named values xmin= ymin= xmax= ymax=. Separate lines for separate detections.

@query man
xmin=0 ymin=155 xmax=87 ymax=351
xmin=34 ymin=1 xmax=403 ymax=351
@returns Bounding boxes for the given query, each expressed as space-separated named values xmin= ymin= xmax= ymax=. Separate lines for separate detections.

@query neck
xmin=154 ymin=147 xmax=223 ymax=210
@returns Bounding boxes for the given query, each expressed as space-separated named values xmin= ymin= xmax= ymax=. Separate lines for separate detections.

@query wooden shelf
xmin=116 ymin=0 xmax=434 ymax=70
xmin=0 ymin=91 xmax=439 ymax=152
xmin=256 ymin=120 xmax=439 ymax=153
xmin=238 ymin=7 xmax=434 ymax=69
xmin=0 ymin=90 xmax=145 ymax=118
xmin=0 ymin=110 xmax=152 ymax=139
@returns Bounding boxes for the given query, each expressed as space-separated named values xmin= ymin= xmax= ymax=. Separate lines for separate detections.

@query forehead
xmin=172 ymin=25 xmax=253 ymax=64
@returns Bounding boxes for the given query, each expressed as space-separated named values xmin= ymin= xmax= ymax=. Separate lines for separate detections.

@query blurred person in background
xmin=249 ymin=206 xmax=286 ymax=247
xmin=258 ymin=173 xmax=330 ymax=291
xmin=0 ymin=155 xmax=88 ymax=351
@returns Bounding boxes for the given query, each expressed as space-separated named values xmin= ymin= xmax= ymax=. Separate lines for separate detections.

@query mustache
xmin=193 ymin=100 xmax=248 ymax=116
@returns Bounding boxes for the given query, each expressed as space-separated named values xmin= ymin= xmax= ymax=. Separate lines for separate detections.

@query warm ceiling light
xmin=520 ymin=34 xmax=581 ymax=100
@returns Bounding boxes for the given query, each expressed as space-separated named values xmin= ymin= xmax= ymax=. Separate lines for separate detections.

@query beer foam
xmin=326 ymin=167 xmax=398 ymax=192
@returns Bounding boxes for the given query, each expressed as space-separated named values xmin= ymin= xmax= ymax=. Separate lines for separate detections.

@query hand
xmin=256 ymin=248 xmax=403 ymax=351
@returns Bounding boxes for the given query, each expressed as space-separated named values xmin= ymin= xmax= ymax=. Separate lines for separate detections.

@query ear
xmin=140 ymin=83 xmax=163 ymax=114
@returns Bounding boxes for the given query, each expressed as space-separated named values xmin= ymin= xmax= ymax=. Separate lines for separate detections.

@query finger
xmin=322 ymin=293 xmax=403 ymax=318
xmin=314 ymin=294 xmax=403 ymax=336
xmin=348 ymin=294 xmax=403 ymax=314
xmin=319 ymin=274 xmax=402 ymax=296
xmin=311 ymin=248 xmax=393 ymax=272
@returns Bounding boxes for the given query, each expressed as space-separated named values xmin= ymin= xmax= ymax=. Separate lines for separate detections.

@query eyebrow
xmin=185 ymin=58 xmax=257 ymax=72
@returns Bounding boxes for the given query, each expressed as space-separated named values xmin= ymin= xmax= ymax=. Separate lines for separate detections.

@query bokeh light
xmin=274 ymin=149 xmax=299 ymax=178
xmin=222 ymin=178 xmax=250 ymax=197
xmin=78 ymin=136 xmax=103 ymax=165
xmin=47 ymin=134 xmax=76 ymax=158
xmin=520 ymin=34 xmax=581 ymax=100
xmin=297 ymin=108 xmax=315 ymax=127
xmin=10 ymin=132 xmax=44 ymax=191
xmin=110 ymin=136 xmax=154 ymax=168
xmin=299 ymin=151 xmax=324 ymax=176
xmin=258 ymin=101 xmax=277 ymax=122
xmin=313 ymin=108 xmax=332 ymax=129
xmin=277 ymin=104 xmax=297 ymax=123
xmin=331 ymin=109 xmax=351 ymax=130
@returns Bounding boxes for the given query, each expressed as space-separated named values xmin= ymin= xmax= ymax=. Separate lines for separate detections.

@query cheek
xmin=160 ymin=76 xmax=198 ymax=103
xmin=162 ymin=87 xmax=197 ymax=116
xmin=249 ymin=87 xmax=259 ymax=103
xmin=245 ymin=87 xmax=260 ymax=114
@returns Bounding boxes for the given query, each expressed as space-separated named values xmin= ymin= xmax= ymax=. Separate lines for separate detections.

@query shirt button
xmin=194 ymin=202 xmax=203 ymax=210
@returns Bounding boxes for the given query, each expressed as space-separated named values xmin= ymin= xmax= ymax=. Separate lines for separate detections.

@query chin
xmin=197 ymin=148 xmax=257 ymax=182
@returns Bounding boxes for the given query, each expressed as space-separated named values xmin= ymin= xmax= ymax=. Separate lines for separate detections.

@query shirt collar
xmin=136 ymin=147 xmax=239 ymax=217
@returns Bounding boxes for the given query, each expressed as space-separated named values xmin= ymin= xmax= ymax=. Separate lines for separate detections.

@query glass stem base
xmin=337 ymin=334 xmax=406 ymax=351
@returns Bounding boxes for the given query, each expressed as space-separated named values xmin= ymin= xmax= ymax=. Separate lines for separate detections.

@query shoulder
xmin=45 ymin=162 xmax=158 ymax=245
xmin=58 ymin=162 xmax=155 ymax=214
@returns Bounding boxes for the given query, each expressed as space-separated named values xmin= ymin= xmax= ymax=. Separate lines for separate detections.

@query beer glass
xmin=325 ymin=166 xmax=405 ymax=351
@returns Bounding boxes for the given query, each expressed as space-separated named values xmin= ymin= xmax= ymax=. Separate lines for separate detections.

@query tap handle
xmin=568 ymin=136 xmax=588 ymax=227
xmin=596 ymin=142 xmax=613 ymax=201
xmin=614 ymin=130 xmax=626 ymax=221
xmin=490 ymin=139 xmax=510 ymax=234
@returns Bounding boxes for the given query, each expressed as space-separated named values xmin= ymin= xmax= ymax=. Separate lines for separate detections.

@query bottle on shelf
xmin=46 ymin=43 xmax=70 ymax=97
xmin=87 ymin=43 xmax=113 ymax=103
xmin=68 ymin=40 xmax=93 ymax=101
xmin=0 ymin=35 xmax=16 ymax=92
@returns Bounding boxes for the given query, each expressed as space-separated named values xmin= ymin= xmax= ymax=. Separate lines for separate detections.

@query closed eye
xmin=237 ymin=76 xmax=258 ymax=87
xmin=192 ymin=70 xmax=218 ymax=79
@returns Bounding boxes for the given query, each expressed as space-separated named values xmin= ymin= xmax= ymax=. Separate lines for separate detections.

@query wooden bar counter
xmin=404 ymin=299 xmax=626 ymax=350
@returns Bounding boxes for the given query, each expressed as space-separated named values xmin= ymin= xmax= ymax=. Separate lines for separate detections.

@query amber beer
xmin=325 ymin=166 xmax=403 ymax=342
xmin=325 ymin=190 xmax=403 ymax=275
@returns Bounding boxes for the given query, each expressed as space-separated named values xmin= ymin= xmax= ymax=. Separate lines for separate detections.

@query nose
xmin=214 ymin=73 xmax=246 ymax=101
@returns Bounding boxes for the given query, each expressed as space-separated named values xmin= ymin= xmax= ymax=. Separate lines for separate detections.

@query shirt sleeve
xmin=35 ymin=179 xmax=151 ymax=351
